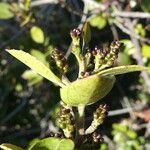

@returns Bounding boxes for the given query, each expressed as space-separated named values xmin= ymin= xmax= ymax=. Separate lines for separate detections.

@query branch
xmin=103 ymin=135 xmax=115 ymax=150
xmin=108 ymin=105 xmax=144 ymax=117
xmin=30 ymin=0 xmax=59 ymax=7
xmin=108 ymin=107 xmax=135 ymax=116
xmin=112 ymin=11 xmax=150 ymax=19
xmin=125 ymin=19 xmax=150 ymax=94
xmin=82 ymin=0 xmax=106 ymax=11
xmin=113 ymin=18 xmax=150 ymax=44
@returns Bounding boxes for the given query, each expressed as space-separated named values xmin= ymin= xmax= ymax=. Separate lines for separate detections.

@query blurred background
xmin=0 ymin=0 xmax=150 ymax=149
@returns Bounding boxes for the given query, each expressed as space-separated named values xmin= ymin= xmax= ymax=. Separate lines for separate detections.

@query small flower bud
xmin=70 ymin=28 xmax=81 ymax=37
xmin=110 ymin=40 xmax=122 ymax=55
xmin=51 ymin=48 xmax=68 ymax=74
xmin=92 ymin=132 xmax=103 ymax=143
xmin=92 ymin=50 xmax=97 ymax=56
xmin=57 ymin=106 xmax=75 ymax=138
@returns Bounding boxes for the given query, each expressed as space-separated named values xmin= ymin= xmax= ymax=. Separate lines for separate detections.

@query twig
xmin=31 ymin=0 xmax=59 ymax=7
xmin=109 ymin=22 xmax=119 ymax=40
xmin=108 ymin=107 xmax=135 ymax=116
xmin=113 ymin=18 xmax=150 ymax=44
xmin=75 ymin=105 xmax=85 ymax=146
xmin=82 ymin=0 xmax=106 ymax=12
xmin=108 ymin=104 xmax=144 ymax=116
xmin=125 ymin=19 xmax=150 ymax=94
xmin=116 ymin=81 xmax=135 ymax=119
xmin=40 ymin=107 xmax=59 ymax=138
xmin=65 ymin=1 xmax=89 ymax=58
xmin=144 ymin=122 xmax=150 ymax=138
xmin=132 ymin=123 xmax=150 ymax=130
xmin=112 ymin=11 xmax=150 ymax=18
xmin=103 ymin=135 xmax=115 ymax=150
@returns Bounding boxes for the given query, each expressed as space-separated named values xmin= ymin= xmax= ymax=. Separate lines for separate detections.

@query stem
xmin=75 ymin=55 xmax=86 ymax=78
xmin=85 ymin=124 xmax=96 ymax=135
xmin=75 ymin=105 xmax=85 ymax=147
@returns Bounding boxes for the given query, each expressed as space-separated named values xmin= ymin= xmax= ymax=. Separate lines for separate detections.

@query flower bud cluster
xmin=70 ymin=28 xmax=122 ymax=78
xmin=71 ymin=28 xmax=81 ymax=37
xmin=92 ymin=132 xmax=104 ymax=143
xmin=92 ymin=41 xmax=122 ymax=72
xmin=52 ymin=48 xmax=68 ymax=74
xmin=49 ymin=132 xmax=64 ymax=138
xmin=93 ymin=104 xmax=108 ymax=125
xmin=57 ymin=106 xmax=75 ymax=138
xmin=85 ymin=104 xmax=108 ymax=134
xmin=104 ymin=40 xmax=122 ymax=66
xmin=92 ymin=47 xmax=107 ymax=71
xmin=80 ymin=71 xmax=91 ymax=78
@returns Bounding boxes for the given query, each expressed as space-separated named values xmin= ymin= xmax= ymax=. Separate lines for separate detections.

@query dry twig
xmin=125 ymin=19 xmax=150 ymax=94
xmin=112 ymin=11 xmax=150 ymax=18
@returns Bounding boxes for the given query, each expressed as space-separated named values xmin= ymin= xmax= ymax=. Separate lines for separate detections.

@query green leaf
xmin=126 ymin=130 xmax=137 ymax=139
xmin=60 ymin=75 xmax=115 ymax=106
xmin=121 ymin=39 xmax=135 ymax=55
xmin=15 ymin=83 xmax=23 ymax=92
xmin=61 ymin=65 xmax=149 ymax=106
xmin=22 ymin=70 xmax=43 ymax=86
xmin=0 ymin=3 xmax=14 ymax=19
xmin=0 ymin=143 xmax=24 ymax=150
xmin=6 ymin=49 xmax=64 ymax=87
xmin=142 ymin=45 xmax=150 ymax=58
xmin=28 ymin=137 xmax=74 ymax=150
xmin=27 ymin=139 xmax=40 ymax=150
xmin=20 ymin=0 xmax=31 ymax=11
xmin=98 ymin=65 xmax=150 ymax=76
xmin=30 ymin=26 xmax=44 ymax=44
xmin=89 ymin=14 xmax=107 ymax=30
xmin=30 ymin=49 xmax=47 ymax=64
xmin=100 ymin=143 xmax=108 ymax=150
xmin=112 ymin=123 xmax=128 ymax=133
xmin=82 ymin=22 xmax=91 ymax=46
xmin=118 ymin=52 xmax=132 ymax=65
xmin=135 ymin=24 xmax=146 ymax=37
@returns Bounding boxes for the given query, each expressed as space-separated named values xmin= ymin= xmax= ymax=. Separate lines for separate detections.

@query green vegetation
xmin=0 ymin=0 xmax=150 ymax=150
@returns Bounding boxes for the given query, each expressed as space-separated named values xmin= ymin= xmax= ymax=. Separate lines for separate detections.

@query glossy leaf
xmin=0 ymin=143 xmax=23 ymax=150
xmin=89 ymin=14 xmax=107 ymax=29
xmin=118 ymin=52 xmax=132 ymax=65
xmin=82 ymin=22 xmax=91 ymax=46
xmin=142 ymin=45 xmax=150 ymax=58
xmin=126 ymin=130 xmax=137 ymax=139
xmin=27 ymin=139 xmax=40 ymax=150
xmin=30 ymin=26 xmax=44 ymax=44
xmin=30 ymin=49 xmax=47 ymax=64
xmin=28 ymin=137 xmax=74 ymax=150
xmin=135 ymin=24 xmax=146 ymax=37
xmin=0 ymin=3 xmax=14 ymax=19
xmin=60 ymin=75 xmax=115 ymax=106
xmin=22 ymin=70 xmax=43 ymax=86
xmin=98 ymin=65 xmax=150 ymax=76
xmin=121 ymin=39 xmax=135 ymax=55
xmin=20 ymin=0 xmax=30 ymax=11
xmin=61 ymin=65 xmax=149 ymax=106
xmin=6 ymin=49 xmax=64 ymax=87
